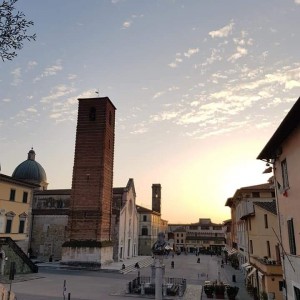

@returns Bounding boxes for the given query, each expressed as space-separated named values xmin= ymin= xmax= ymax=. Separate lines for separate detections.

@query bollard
xmin=232 ymin=274 xmax=236 ymax=282
xmin=126 ymin=282 xmax=130 ymax=294
xmin=141 ymin=283 xmax=145 ymax=295
xmin=163 ymin=284 xmax=167 ymax=296
xmin=179 ymin=284 xmax=183 ymax=297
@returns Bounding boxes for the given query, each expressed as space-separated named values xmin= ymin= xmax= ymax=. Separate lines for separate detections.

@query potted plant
xmin=204 ymin=285 xmax=214 ymax=298
xmin=226 ymin=286 xmax=239 ymax=300
xmin=214 ymin=283 xmax=226 ymax=299
xmin=260 ymin=291 xmax=268 ymax=300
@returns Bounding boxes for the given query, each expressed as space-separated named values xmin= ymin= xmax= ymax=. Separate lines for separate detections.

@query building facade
xmin=30 ymin=189 xmax=70 ymax=260
xmin=168 ymin=218 xmax=225 ymax=254
xmin=0 ymin=173 xmax=38 ymax=274
xmin=112 ymin=178 xmax=139 ymax=262
xmin=137 ymin=184 xmax=168 ymax=256
xmin=225 ymin=184 xmax=275 ymax=268
xmin=246 ymin=201 xmax=283 ymax=300
xmin=258 ymin=97 xmax=300 ymax=300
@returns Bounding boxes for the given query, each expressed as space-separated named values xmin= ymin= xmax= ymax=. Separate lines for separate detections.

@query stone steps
xmin=120 ymin=256 xmax=154 ymax=274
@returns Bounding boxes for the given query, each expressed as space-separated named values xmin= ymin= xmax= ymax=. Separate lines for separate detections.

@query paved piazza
xmin=2 ymin=253 xmax=252 ymax=299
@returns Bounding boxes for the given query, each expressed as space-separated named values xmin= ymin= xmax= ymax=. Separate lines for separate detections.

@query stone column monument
xmin=152 ymin=232 xmax=168 ymax=300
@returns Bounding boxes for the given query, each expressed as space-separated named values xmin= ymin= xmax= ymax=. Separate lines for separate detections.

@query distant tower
xmin=62 ymin=97 xmax=116 ymax=266
xmin=152 ymin=184 xmax=161 ymax=213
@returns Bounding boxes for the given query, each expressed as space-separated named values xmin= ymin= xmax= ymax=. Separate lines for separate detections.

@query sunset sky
xmin=1 ymin=0 xmax=300 ymax=223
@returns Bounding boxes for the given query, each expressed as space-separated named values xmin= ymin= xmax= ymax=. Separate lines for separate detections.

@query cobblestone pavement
xmin=1 ymin=253 xmax=253 ymax=299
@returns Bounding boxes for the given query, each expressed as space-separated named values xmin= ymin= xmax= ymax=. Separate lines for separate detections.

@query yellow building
xmin=0 ymin=173 xmax=38 ymax=275
xmin=247 ymin=200 xmax=283 ymax=300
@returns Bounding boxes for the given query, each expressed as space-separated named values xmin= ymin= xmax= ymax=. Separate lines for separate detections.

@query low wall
xmin=61 ymin=246 xmax=113 ymax=266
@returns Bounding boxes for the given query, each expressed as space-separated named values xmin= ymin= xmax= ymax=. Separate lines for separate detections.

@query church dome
xmin=12 ymin=148 xmax=48 ymax=189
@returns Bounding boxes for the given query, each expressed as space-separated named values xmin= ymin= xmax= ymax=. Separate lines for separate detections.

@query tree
xmin=0 ymin=0 xmax=36 ymax=61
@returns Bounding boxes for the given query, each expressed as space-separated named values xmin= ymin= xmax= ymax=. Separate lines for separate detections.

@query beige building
xmin=225 ymin=184 xmax=275 ymax=268
xmin=258 ymin=97 xmax=300 ymax=300
xmin=0 ymin=173 xmax=38 ymax=274
xmin=246 ymin=200 xmax=282 ymax=300
xmin=168 ymin=218 xmax=225 ymax=254
xmin=137 ymin=183 xmax=168 ymax=255
xmin=137 ymin=206 xmax=168 ymax=255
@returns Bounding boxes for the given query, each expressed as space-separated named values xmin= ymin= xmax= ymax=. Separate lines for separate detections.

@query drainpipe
xmin=272 ymin=162 xmax=288 ymax=300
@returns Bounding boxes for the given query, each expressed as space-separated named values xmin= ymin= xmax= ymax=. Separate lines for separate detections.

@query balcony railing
xmin=250 ymin=256 xmax=282 ymax=276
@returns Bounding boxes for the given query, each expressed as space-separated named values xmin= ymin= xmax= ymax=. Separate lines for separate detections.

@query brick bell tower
xmin=152 ymin=184 xmax=161 ymax=214
xmin=62 ymin=97 xmax=116 ymax=266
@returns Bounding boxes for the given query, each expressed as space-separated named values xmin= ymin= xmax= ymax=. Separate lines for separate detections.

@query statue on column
xmin=152 ymin=232 xmax=169 ymax=255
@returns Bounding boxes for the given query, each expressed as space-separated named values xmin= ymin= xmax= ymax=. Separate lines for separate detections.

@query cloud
xmin=209 ymin=21 xmax=234 ymax=38
xmin=255 ymin=122 xmax=271 ymax=129
xmin=285 ymin=80 xmax=300 ymax=89
xmin=201 ymin=48 xmax=222 ymax=67
xmin=49 ymin=113 xmax=62 ymax=119
xmin=153 ymin=91 xmax=165 ymax=99
xmin=122 ymin=21 xmax=132 ymax=29
xmin=168 ymin=86 xmax=179 ymax=92
xmin=228 ymin=46 xmax=248 ymax=62
xmin=130 ymin=122 xmax=148 ymax=135
xmin=121 ymin=14 xmax=142 ymax=29
xmin=27 ymin=60 xmax=37 ymax=69
xmin=34 ymin=60 xmax=63 ymax=82
xmin=184 ymin=48 xmax=199 ymax=58
xmin=295 ymin=0 xmax=300 ymax=4
xmin=26 ymin=107 xmax=38 ymax=113
xmin=168 ymin=62 xmax=177 ymax=68
xmin=68 ymin=74 xmax=77 ymax=80
xmin=11 ymin=68 xmax=22 ymax=86
xmin=41 ymin=84 xmax=76 ymax=103
xmin=2 ymin=98 xmax=11 ymax=102
xmin=151 ymin=110 xmax=181 ymax=122
xmin=168 ymin=48 xmax=197 ymax=68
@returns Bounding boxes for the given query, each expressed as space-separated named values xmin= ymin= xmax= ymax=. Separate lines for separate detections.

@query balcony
xmin=250 ymin=256 xmax=282 ymax=276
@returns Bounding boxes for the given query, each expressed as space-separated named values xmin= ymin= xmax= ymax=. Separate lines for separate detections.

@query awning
xmin=247 ymin=267 xmax=257 ymax=277
xmin=241 ymin=262 xmax=250 ymax=268
xmin=228 ymin=248 xmax=238 ymax=256
xmin=258 ymin=271 xmax=264 ymax=279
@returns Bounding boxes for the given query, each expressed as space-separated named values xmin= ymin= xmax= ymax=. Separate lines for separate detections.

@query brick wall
xmin=67 ymin=97 xmax=116 ymax=242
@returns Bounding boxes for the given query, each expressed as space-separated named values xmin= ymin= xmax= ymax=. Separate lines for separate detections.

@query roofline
xmin=34 ymin=189 xmax=71 ymax=195
xmin=136 ymin=205 xmax=161 ymax=216
xmin=257 ymin=97 xmax=300 ymax=160
xmin=0 ymin=173 xmax=40 ymax=188
xmin=77 ymin=96 xmax=117 ymax=110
